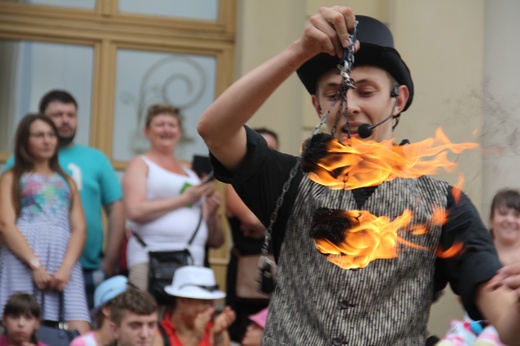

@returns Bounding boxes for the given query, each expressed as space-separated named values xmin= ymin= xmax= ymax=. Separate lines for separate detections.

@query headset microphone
xmin=390 ymin=85 xmax=400 ymax=98
xmin=358 ymin=86 xmax=400 ymax=139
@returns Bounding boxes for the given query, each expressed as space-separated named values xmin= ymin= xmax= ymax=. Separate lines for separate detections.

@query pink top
xmin=248 ymin=307 xmax=269 ymax=329
xmin=0 ymin=334 xmax=49 ymax=346
xmin=70 ymin=331 xmax=98 ymax=346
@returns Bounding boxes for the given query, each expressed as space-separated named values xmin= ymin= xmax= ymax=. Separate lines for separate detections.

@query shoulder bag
xmin=35 ymin=291 xmax=80 ymax=346
xmin=133 ymin=211 xmax=203 ymax=305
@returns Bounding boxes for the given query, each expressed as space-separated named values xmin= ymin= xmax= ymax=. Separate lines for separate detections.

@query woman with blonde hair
xmin=123 ymin=104 xmax=224 ymax=295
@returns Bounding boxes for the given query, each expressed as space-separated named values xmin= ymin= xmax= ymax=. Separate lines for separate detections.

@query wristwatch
xmin=29 ymin=258 xmax=41 ymax=270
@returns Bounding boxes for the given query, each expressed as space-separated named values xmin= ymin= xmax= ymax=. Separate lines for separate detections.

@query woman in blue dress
xmin=0 ymin=113 xmax=90 ymax=333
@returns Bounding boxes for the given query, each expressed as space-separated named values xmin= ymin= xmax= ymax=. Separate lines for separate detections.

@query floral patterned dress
xmin=0 ymin=173 xmax=89 ymax=322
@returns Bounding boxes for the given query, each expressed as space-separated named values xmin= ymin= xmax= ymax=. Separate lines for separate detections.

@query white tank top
xmin=127 ymin=155 xmax=208 ymax=268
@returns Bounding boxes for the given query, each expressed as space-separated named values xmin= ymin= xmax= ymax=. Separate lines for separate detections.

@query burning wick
xmin=311 ymin=208 xmax=427 ymax=269
xmin=303 ymin=129 xmax=473 ymax=269
xmin=301 ymin=128 xmax=478 ymax=190
xmin=310 ymin=208 xmax=462 ymax=269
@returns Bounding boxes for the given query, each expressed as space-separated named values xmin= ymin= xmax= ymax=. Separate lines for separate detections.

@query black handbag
xmin=35 ymin=291 xmax=80 ymax=346
xmin=133 ymin=212 xmax=203 ymax=305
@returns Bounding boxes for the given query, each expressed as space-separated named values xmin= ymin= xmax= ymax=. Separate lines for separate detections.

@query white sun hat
xmin=164 ymin=266 xmax=226 ymax=300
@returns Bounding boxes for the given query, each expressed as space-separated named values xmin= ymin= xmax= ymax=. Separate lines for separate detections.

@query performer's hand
xmin=299 ymin=6 xmax=359 ymax=59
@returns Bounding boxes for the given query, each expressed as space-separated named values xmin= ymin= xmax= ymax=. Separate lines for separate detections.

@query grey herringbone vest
xmin=263 ymin=175 xmax=449 ymax=346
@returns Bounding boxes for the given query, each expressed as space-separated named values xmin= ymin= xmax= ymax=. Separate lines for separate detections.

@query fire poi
xmin=283 ymin=22 xmax=479 ymax=270
xmin=302 ymin=131 xmax=474 ymax=269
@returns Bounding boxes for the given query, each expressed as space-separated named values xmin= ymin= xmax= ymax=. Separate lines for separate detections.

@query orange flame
xmin=314 ymin=209 xmax=428 ymax=269
xmin=306 ymin=129 xmax=474 ymax=268
xmin=452 ymin=174 xmax=464 ymax=203
xmin=430 ymin=205 xmax=447 ymax=226
xmin=436 ymin=242 xmax=464 ymax=259
xmin=306 ymin=128 xmax=478 ymax=189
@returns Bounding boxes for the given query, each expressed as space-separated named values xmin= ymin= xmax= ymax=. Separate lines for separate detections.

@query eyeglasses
xmin=29 ymin=132 xmax=57 ymax=140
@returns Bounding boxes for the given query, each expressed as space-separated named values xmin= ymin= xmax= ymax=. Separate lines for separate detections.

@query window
xmin=119 ymin=0 xmax=219 ymax=21
xmin=0 ymin=39 xmax=94 ymax=152
xmin=0 ymin=0 xmax=236 ymax=167
xmin=112 ymin=49 xmax=216 ymax=165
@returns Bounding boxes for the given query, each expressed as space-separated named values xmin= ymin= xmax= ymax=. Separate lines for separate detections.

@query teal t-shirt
xmin=4 ymin=144 xmax=123 ymax=270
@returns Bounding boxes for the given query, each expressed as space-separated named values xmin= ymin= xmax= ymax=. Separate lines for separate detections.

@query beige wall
xmin=482 ymin=0 xmax=520 ymax=219
xmin=234 ymin=0 xmax=503 ymax=338
xmin=235 ymin=0 xmax=305 ymax=154
xmin=391 ymin=1 xmax=486 ymax=335
xmin=391 ymin=1 xmax=485 ymax=336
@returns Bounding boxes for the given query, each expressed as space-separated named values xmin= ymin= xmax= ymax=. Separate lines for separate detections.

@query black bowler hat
xmin=296 ymin=15 xmax=414 ymax=112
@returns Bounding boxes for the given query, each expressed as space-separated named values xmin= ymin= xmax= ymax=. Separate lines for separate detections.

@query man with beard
xmin=4 ymin=90 xmax=125 ymax=309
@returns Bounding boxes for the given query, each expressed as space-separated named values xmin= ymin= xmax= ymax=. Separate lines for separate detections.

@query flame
xmin=313 ymin=208 xmax=463 ymax=269
xmin=314 ymin=209 xmax=428 ymax=269
xmin=452 ymin=174 xmax=464 ymax=203
xmin=304 ymin=129 xmax=474 ymax=268
xmin=436 ymin=242 xmax=464 ymax=258
xmin=430 ymin=205 xmax=447 ymax=226
xmin=304 ymin=128 xmax=478 ymax=189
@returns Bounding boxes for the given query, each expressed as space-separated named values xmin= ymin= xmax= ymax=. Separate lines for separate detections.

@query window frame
xmin=0 ymin=0 xmax=236 ymax=169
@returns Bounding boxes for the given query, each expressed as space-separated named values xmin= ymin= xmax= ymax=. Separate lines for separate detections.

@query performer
xmin=198 ymin=6 xmax=520 ymax=346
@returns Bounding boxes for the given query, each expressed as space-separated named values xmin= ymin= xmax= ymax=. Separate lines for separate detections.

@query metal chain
xmin=337 ymin=21 xmax=358 ymax=141
xmin=261 ymin=87 xmax=343 ymax=259
xmin=260 ymin=21 xmax=359 ymax=263
xmin=339 ymin=21 xmax=358 ymax=89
